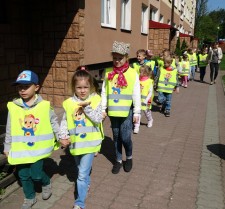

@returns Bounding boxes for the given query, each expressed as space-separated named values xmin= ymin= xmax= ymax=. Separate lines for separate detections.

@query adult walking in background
xmin=207 ymin=42 xmax=223 ymax=85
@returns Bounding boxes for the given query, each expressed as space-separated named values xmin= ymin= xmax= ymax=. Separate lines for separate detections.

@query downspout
xmin=169 ymin=0 xmax=175 ymax=51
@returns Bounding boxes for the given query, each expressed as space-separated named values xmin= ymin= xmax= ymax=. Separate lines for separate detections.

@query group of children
xmin=3 ymin=40 xmax=216 ymax=209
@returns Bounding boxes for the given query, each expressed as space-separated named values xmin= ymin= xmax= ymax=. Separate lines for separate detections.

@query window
xmin=159 ymin=14 xmax=164 ymax=23
xmin=167 ymin=19 xmax=171 ymax=25
xmin=121 ymin=0 xmax=131 ymax=30
xmin=141 ymin=4 xmax=149 ymax=34
xmin=150 ymin=6 xmax=158 ymax=21
xmin=101 ymin=0 xmax=116 ymax=28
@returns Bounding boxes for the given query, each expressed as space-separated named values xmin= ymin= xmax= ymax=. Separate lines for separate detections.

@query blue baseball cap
xmin=14 ymin=70 xmax=39 ymax=85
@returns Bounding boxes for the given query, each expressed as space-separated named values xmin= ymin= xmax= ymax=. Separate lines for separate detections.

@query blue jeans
xmin=189 ymin=66 xmax=195 ymax=80
xmin=158 ymin=92 xmax=172 ymax=111
xmin=74 ymin=153 xmax=94 ymax=208
xmin=17 ymin=160 xmax=50 ymax=199
xmin=109 ymin=109 xmax=133 ymax=162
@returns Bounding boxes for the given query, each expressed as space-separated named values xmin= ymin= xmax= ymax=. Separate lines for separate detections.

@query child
xmin=198 ymin=48 xmax=208 ymax=82
xmin=178 ymin=54 xmax=190 ymax=88
xmin=132 ymin=49 xmax=155 ymax=75
xmin=101 ymin=41 xmax=141 ymax=174
xmin=155 ymin=56 xmax=179 ymax=117
xmin=3 ymin=70 xmax=59 ymax=209
xmin=146 ymin=49 xmax=157 ymax=76
xmin=134 ymin=65 xmax=154 ymax=134
xmin=59 ymin=66 xmax=104 ymax=209
xmin=187 ymin=48 xmax=197 ymax=81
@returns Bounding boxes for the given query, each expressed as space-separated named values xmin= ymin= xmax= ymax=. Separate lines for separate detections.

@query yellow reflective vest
xmin=157 ymin=67 xmax=178 ymax=93
xmin=188 ymin=53 xmax=197 ymax=66
xmin=140 ymin=78 xmax=154 ymax=110
xmin=179 ymin=60 xmax=190 ymax=76
xmin=133 ymin=60 xmax=155 ymax=74
xmin=7 ymin=101 xmax=55 ymax=165
xmin=105 ymin=67 xmax=136 ymax=117
xmin=198 ymin=54 xmax=208 ymax=67
xmin=63 ymin=94 xmax=104 ymax=155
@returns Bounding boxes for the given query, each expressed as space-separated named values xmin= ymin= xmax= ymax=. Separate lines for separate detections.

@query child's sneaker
xmin=133 ymin=127 xmax=139 ymax=134
xmin=73 ymin=205 xmax=83 ymax=209
xmin=124 ymin=159 xmax=133 ymax=172
xmin=147 ymin=119 xmax=153 ymax=128
xmin=164 ymin=110 xmax=170 ymax=117
xmin=112 ymin=161 xmax=122 ymax=174
xmin=184 ymin=85 xmax=187 ymax=88
xmin=21 ymin=198 xmax=37 ymax=209
xmin=42 ymin=183 xmax=52 ymax=200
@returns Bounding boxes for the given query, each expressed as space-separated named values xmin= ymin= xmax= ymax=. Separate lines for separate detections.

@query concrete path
xmin=0 ymin=68 xmax=225 ymax=209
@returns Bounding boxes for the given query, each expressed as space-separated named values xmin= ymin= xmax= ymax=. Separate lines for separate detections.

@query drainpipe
xmin=169 ymin=0 xmax=175 ymax=51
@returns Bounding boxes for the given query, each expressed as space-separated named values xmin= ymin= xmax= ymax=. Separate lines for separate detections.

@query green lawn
xmin=220 ymin=54 xmax=225 ymax=71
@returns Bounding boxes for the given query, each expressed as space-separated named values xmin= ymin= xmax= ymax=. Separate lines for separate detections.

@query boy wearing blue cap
xmin=4 ymin=70 xmax=60 ymax=209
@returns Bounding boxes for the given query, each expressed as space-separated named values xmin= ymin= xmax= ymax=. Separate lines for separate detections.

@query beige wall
xmin=84 ymin=0 xmax=149 ymax=65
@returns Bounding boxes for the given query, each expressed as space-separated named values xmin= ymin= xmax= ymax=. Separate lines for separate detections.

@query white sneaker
xmin=133 ymin=127 xmax=139 ymax=134
xmin=21 ymin=198 xmax=37 ymax=209
xmin=147 ymin=119 xmax=153 ymax=128
xmin=42 ymin=183 xmax=52 ymax=200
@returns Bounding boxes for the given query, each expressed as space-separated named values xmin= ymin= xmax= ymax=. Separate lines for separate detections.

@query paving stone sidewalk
xmin=0 ymin=69 xmax=225 ymax=209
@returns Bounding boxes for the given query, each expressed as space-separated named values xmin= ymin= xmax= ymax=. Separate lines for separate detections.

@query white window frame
xmin=121 ymin=0 xmax=132 ymax=31
xmin=141 ymin=4 xmax=149 ymax=34
xmin=101 ymin=0 xmax=117 ymax=28
xmin=159 ymin=14 xmax=164 ymax=23
xmin=150 ymin=6 xmax=158 ymax=21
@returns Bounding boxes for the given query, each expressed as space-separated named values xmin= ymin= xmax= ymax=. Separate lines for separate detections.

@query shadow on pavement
xmin=99 ymin=136 xmax=115 ymax=165
xmin=207 ymin=144 xmax=225 ymax=160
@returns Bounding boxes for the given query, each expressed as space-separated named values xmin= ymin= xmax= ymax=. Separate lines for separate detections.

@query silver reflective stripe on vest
xmin=12 ymin=133 xmax=54 ymax=143
xmin=69 ymin=126 xmax=100 ymax=135
xmin=157 ymin=86 xmax=174 ymax=91
xmin=108 ymin=94 xmax=132 ymax=100
xmin=158 ymin=81 xmax=176 ymax=85
xmin=141 ymin=95 xmax=147 ymax=99
xmin=11 ymin=146 xmax=53 ymax=158
xmin=70 ymin=139 xmax=102 ymax=149
xmin=108 ymin=106 xmax=131 ymax=111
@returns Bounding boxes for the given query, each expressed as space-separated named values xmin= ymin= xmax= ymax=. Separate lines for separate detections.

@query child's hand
xmin=4 ymin=152 xmax=9 ymax=157
xmin=59 ymin=138 xmax=71 ymax=148
xmin=133 ymin=115 xmax=139 ymax=123
xmin=102 ymin=112 xmax=107 ymax=120
xmin=175 ymin=87 xmax=179 ymax=94
xmin=78 ymin=101 xmax=91 ymax=107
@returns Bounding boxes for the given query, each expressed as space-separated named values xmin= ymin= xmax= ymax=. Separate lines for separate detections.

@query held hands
xmin=78 ymin=101 xmax=91 ymax=107
xmin=59 ymin=138 xmax=71 ymax=148
xmin=133 ymin=115 xmax=139 ymax=124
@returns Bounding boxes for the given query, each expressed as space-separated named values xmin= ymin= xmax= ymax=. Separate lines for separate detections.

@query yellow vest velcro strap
xmin=158 ymin=81 xmax=176 ymax=86
xmin=69 ymin=126 xmax=100 ymax=135
xmin=157 ymin=87 xmax=174 ymax=91
xmin=108 ymin=94 xmax=132 ymax=100
xmin=12 ymin=133 xmax=54 ymax=143
xmin=141 ymin=95 xmax=147 ymax=99
xmin=11 ymin=146 xmax=53 ymax=158
xmin=108 ymin=106 xmax=131 ymax=111
xmin=70 ymin=139 xmax=102 ymax=149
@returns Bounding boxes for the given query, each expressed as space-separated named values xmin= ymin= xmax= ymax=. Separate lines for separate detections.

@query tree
xmin=181 ymin=40 xmax=188 ymax=52
xmin=175 ymin=37 xmax=181 ymax=56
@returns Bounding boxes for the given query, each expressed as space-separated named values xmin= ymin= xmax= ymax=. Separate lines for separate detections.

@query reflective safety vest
xmin=140 ymin=78 xmax=154 ymax=110
xmin=179 ymin=60 xmax=190 ymax=76
xmin=133 ymin=60 xmax=155 ymax=74
xmin=63 ymin=94 xmax=104 ymax=156
xmin=157 ymin=67 xmax=177 ymax=93
xmin=7 ymin=101 xmax=56 ymax=165
xmin=188 ymin=53 xmax=197 ymax=66
xmin=105 ymin=67 xmax=136 ymax=117
xmin=198 ymin=54 xmax=208 ymax=67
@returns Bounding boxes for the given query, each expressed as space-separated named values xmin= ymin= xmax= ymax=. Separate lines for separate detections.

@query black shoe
xmin=155 ymin=99 xmax=161 ymax=106
xmin=164 ymin=110 xmax=170 ymax=117
xmin=124 ymin=159 xmax=133 ymax=172
xmin=112 ymin=162 xmax=122 ymax=174
xmin=160 ymin=105 xmax=165 ymax=113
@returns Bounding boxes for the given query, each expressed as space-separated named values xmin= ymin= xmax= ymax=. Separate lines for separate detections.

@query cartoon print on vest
xmin=19 ymin=114 xmax=39 ymax=146
xmin=111 ymin=77 xmax=121 ymax=103
xmin=72 ymin=107 xmax=87 ymax=138
xmin=164 ymin=73 xmax=172 ymax=86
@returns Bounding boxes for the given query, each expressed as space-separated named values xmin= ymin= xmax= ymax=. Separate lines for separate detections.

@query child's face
xmin=74 ymin=78 xmax=90 ymax=100
xmin=164 ymin=61 xmax=172 ymax=68
xmin=17 ymin=84 xmax=39 ymax=102
xmin=112 ymin=53 xmax=127 ymax=68
xmin=139 ymin=68 xmax=148 ymax=77
xmin=137 ymin=53 xmax=146 ymax=63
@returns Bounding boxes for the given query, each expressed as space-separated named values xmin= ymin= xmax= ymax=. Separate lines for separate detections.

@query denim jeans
xmin=189 ymin=65 xmax=196 ymax=80
xmin=210 ymin=62 xmax=219 ymax=82
xmin=17 ymin=159 xmax=50 ymax=199
xmin=158 ymin=91 xmax=172 ymax=111
xmin=74 ymin=153 xmax=95 ymax=208
xmin=109 ymin=109 xmax=133 ymax=162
